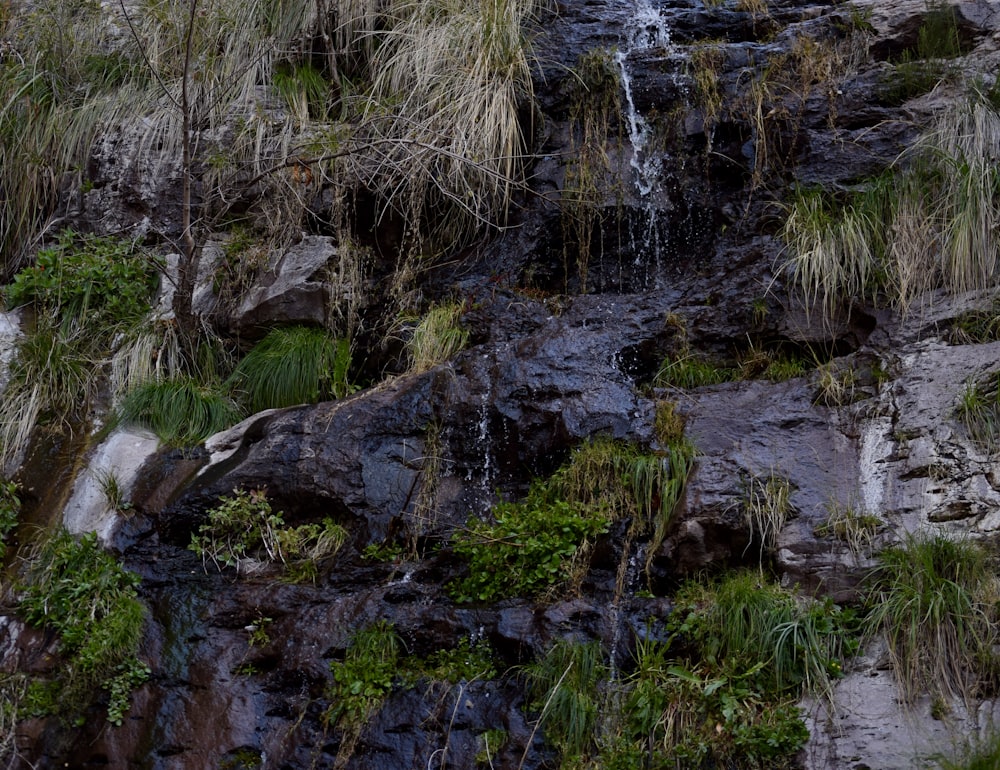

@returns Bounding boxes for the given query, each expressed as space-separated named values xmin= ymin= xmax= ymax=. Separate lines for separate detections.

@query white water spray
xmin=614 ymin=0 xmax=672 ymax=198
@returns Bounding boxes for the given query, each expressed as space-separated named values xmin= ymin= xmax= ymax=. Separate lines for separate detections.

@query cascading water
xmin=614 ymin=0 xmax=674 ymax=287
xmin=615 ymin=0 xmax=671 ymax=199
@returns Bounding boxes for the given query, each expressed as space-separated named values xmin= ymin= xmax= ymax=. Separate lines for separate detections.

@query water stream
xmin=614 ymin=0 xmax=675 ymax=288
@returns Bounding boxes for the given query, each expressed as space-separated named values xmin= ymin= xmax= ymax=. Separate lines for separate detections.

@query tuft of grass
xmin=784 ymin=93 xmax=1000 ymax=320
xmin=406 ymin=302 xmax=469 ymax=373
xmin=863 ymin=534 xmax=999 ymax=706
xmin=523 ymin=639 xmax=606 ymax=764
xmin=656 ymin=354 xmax=736 ymax=388
xmin=934 ymin=732 xmax=1000 ymax=770
xmin=190 ymin=488 xmax=347 ymax=582
xmin=956 ymin=374 xmax=1000 ymax=453
xmin=653 ymin=399 xmax=685 ymax=445
xmin=228 ymin=325 xmax=352 ymax=414
xmin=117 ymin=376 xmax=241 ymax=446
xmin=355 ymin=0 xmax=544 ymax=252
xmin=743 ymin=473 xmax=792 ymax=563
xmin=814 ymin=503 xmax=882 ymax=557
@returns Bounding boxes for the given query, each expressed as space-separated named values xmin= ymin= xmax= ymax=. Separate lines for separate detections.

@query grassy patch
xmin=656 ymin=354 xmax=736 ymax=388
xmin=406 ymin=302 xmax=469 ymax=373
xmin=523 ymin=574 xmax=853 ymax=769
xmin=814 ymin=503 xmax=882 ymax=557
xmin=956 ymin=374 xmax=1000 ymax=453
xmin=228 ymin=325 xmax=353 ymax=413
xmin=783 ymin=92 xmax=1000 ymax=319
xmin=449 ymin=437 xmax=694 ymax=603
xmin=863 ymin=534 xmax=999 ymax=705
xmin=117 ymin=376 xmax=241 ymax=446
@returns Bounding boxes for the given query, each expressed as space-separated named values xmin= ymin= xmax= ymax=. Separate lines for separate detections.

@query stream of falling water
xmin=614 ymin=0 xmax=674 ymax=287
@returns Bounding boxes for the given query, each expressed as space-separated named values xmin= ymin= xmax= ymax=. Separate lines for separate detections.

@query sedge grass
xmin=406 ymin=302 xmax=469 ymax=373
xmin=117 ymin=376 xmax=241 ymax=446
xmin=864 ymin=534 xmax=999 ymax=706
xmin=783 ymin=93 xmax=1000 ymax=320
xmin=228 ymin=325 xmax=352 ymax=413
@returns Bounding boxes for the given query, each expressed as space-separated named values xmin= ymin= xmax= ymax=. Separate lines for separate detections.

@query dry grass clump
xmin=783 ymin=91 xmax=1000 ymax=319
xmin=346 ymin=0 xmax=544 ymax=252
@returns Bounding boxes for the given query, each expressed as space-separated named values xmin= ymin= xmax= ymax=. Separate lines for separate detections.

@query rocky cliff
xmin=3 ymin=0 xmax=1000 ymax=768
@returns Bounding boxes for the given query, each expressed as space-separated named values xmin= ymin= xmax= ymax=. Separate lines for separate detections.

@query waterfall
xmin=614 ymin=0 xmax=674 ymax=286
xmin=615 ymin=0 xmax=672 ymax=198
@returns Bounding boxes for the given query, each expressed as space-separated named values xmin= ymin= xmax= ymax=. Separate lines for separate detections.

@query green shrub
xmin=189 ymin=488 xmax=346 ymax=582
xmin=17 ymin=529 xmax=149 ymax=725
xmin=228 ymin=325 xmax=352 ymax=413
xmin=864 ymin=534 xmax=999 ymax=705
xmin=5 ymin=229 xmax=157 ymax=328
xmin=450 ymin=491 xmax=608 ymax=603
xmin=117 ymin=376 xmax=241 ymax=446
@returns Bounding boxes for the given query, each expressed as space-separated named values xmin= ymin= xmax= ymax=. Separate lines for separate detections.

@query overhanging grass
xmin=228 ymin=325 xmax=352 ymax=413
xmin=783 ymin=91 xmax=1000 ymax=318
xmin=117 ymin=376 xmax=241 ymax=446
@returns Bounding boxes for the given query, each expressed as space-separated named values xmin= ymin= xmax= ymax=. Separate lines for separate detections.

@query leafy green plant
xmin=406 ymin=302 xmax=469 ymax=373
xmin=450 ymin=437 xmax=693 ymax=602
xmin=326 ymin=620 xmax=400 ymax=763
xmin=228 ymin=325 xmax=353 ymax=413
xmin=4 ymin=230 xmax=157 ymax=328
xmin=189 ymin=488 xmax=347 ymax=581
xmin=0 ymin=480 xmax=19 ymax=560
xmin=407 ymin=637 xmax=497 ymax=685
xmin=450 ymin=489 xmax=609 ymax=603
xmin=863 ymin=534 xmax=999 ymax=706
xmin=117 ymin=376 xmax=241 ymax=446
xmin=17 ymin=529 xmax=149 ymax=726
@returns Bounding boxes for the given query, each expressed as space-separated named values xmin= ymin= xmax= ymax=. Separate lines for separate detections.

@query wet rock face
xmin=8 ymin=0 xmax=1000 ymax=768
